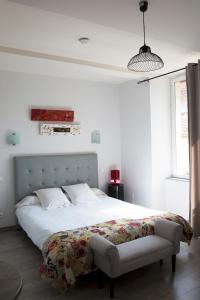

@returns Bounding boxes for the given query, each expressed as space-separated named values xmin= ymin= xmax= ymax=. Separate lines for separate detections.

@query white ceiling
xmin=0 ymin=0 xmax=199 ymax=83
xmin=10 ymin=0 xmax=200 ymax=51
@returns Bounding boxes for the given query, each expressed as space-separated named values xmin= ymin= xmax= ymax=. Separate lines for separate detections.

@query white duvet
xmin=16 ymin=196 xmax=163 ymax=250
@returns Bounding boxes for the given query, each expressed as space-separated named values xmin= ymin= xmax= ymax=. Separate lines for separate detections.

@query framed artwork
xmin=40 ymin=123 xmax=80 ymax=136
xmin=31 ymin=109 xmax=74 ymax=122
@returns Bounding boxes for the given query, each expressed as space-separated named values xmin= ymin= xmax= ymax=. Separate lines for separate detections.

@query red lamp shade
xmin=110 ymin=170 xmax=120 ymax=184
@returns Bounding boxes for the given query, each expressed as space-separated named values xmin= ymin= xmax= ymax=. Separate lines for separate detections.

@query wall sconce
xmin=6 ymin=132 xmax=20 ymax=146
xmin=91 ymin=130 xmax=101 ymax=144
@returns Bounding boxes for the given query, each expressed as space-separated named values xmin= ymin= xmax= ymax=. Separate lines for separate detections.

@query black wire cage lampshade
xmin=127 ymin=0 xmax=164 ymax=72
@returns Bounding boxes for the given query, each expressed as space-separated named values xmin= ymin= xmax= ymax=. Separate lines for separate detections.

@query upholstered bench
xmin=90 ymin=219 xmax=182 ymax=298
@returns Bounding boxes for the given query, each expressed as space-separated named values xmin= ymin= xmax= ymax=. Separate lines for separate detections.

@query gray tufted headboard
xmin=14 ymin=153 xmax=98 ymax=203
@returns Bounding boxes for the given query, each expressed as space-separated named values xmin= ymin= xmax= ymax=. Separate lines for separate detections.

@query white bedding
xmin=16 ymin=195 xmax=163 ymax=250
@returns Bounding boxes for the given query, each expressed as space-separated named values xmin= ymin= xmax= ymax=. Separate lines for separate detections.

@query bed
xmin=16 ymin=196 xmax=172 ymax=250
xmin=14 ymin=153 xmax=193 ymax=290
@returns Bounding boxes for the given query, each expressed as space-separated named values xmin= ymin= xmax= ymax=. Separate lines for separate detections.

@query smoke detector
xmin=78 ymin=37 xmax=90 ymax=44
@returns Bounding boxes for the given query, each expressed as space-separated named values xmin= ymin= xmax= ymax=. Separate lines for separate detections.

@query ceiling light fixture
xmin=78 ymin=37 xmax=90 ymax=44
xmin=127 ymin=0 xmax=164 ymax=72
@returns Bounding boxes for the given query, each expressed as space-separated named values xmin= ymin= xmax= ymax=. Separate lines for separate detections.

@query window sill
xmin=166 ymin=177 xmax=190 ymax=182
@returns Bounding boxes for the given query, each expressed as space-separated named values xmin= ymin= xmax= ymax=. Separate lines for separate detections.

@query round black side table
xmin=0 ymin=261 xmax=23 ymax=300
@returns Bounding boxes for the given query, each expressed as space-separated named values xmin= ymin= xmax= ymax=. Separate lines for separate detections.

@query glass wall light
xmin=6 ymin=132 xmax=20 ymax=146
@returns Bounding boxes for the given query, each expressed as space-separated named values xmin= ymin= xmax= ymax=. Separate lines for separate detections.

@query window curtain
xmin=186 ymin=62 xmax=200 ymax=237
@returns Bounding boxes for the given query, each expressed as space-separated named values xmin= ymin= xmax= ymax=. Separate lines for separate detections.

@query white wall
xmin=150 ymin=78 xmax=189 ymax=217
xmin=0 ymin=70 xmax=190 ymax=227
xmin=120 ymin=77 xmax=189 ymax=218
xmin=119 ymin=80 xmax=152 ymax=208
xmin=0 ymin=71 xmax=121 ymax=227
xmin=150 ymin=78 xmax=171 ymax=210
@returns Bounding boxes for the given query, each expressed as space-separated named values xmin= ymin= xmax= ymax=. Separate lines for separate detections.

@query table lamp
xmin=110 ymin=170 xmax=120 ymax=184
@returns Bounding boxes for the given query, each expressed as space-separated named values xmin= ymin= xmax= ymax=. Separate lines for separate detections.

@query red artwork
xmin=31 ymin=109 xmax=74 ymax=122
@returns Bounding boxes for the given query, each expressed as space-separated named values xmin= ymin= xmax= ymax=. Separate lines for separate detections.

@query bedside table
xmin=108 ymin=184 xmax=124 ymax=201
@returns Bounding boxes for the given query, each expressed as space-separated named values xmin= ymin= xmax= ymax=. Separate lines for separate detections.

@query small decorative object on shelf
xmin=110 ymin=169 xmax=120 ymax=184
xmin=108 ymin=183 xmax=124 ymax=201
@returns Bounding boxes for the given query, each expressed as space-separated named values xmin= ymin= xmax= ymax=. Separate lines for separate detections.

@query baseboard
xmin=0 ymin=225 xmax=16 ymax=232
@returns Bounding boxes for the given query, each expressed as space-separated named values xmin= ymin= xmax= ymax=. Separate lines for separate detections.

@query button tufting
xmin=54 ymin=168 xmax=57 ymax=172
xmin=65 ymin=167 xmax=69 ymax=171
xmin=42 ymin=182 xmax=45 ymax=185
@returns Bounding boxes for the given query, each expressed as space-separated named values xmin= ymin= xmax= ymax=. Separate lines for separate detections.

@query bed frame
xmin=14 ymin=153 xmax=98 ymax=203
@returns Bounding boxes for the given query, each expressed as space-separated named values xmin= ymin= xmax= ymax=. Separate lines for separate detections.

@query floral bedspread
xmin=40 ymin=212 xmax=193 ymax=290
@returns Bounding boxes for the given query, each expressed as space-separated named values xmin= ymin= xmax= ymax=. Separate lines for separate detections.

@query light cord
xmin=143 ymin=11 xmax=146 ymax=45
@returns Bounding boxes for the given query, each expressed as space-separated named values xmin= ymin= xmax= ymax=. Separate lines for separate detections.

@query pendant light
xmin=127 ymin=0 xmax=164 ymax=72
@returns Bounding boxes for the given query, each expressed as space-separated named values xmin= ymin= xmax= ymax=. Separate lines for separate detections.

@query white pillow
xmin=34 ymin=188 xmax=71 ymax=209
xmin=16 ymin=195 xmax=40 ymax=208
xmin=62 ymin=183 xmax=99 ymax=205
xmin=91 ymin=188 xmax=107 ymax=197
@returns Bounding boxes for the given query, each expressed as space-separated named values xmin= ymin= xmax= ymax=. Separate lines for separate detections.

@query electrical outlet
xmin=0 ymin=211 xmax=4 ymax=218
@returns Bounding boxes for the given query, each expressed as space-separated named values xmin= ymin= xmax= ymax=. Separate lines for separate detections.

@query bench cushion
xmin=117 ymin=235 xmax=173 ymax=276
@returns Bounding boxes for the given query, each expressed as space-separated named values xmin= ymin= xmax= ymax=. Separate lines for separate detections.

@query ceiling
xmin=10 ymin=0 xmax=200 ymax=51
xmin=0 ymin=0 xmax=199 ymax=83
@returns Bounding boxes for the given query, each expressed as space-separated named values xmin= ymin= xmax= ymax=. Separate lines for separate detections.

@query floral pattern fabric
xmin=40 ymin=213 xmax=193 ymax=290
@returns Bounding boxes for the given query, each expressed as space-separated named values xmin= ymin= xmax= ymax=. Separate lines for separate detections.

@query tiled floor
xmin=0 ymin=229 xmax=200 ymax=300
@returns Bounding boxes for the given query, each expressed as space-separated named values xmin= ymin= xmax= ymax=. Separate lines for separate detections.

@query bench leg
xmin=160 ymin=259 xmax=163 ymax=266
xmin=110 ymin=278 xmax=115 ymax=298
xmin=172 ymin=255 xmax=176 ymax=273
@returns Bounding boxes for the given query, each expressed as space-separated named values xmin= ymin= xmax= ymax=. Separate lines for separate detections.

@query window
xmin=171 ymin=76 xmax=189 ymax=178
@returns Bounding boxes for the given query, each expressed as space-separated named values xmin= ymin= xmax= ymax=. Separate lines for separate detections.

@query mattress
xmin=16 ymin=195 xmax=164 ymax=250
